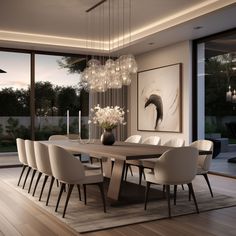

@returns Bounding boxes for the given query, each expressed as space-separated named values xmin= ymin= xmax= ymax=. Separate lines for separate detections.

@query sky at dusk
xmin=0 ymin=51 xmax=81 ymax=90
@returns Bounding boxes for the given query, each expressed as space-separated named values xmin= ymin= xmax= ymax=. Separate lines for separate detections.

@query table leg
xmin=107 ymin=159 xmax=125 ymax=200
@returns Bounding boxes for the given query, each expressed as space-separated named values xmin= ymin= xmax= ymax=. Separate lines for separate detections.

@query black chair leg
xmin=83 ymin=184 xmax=87 ymax=205
xmin=23 ymin=167 xmax=31 ymax=189
xmin=166 ymin=185 xmax=171 ymax=218
xmin=181 ymin=184 xmax=185 ymax=190
xmin=138 ymin=166 xmax=144 ymax=185
xmin=32 ymin=172 xmax=42 ymax=196
xmin=124 ymin=164 xmax=129 ymax=181
xmin=144 ymin=182 xmax=151 ymax=210
xmin=46 ymin=176 xmax=55 ymax=206
xmin=98 ymin=183 xmax=106 ymax=213
xmin=17 ymin=164 xmax=27 ymax=186
xmin=203 ymin=173 xmax=213 ymax=197
xmin=62 ymin=184 xmax=74 ymax=218
xmin=129 ymin=165 xmax=133 ymax=176
xmin=100 ymin=159 xmax=103 ymax=174
xmin=77 ymin=184 xmax=82 ymax=201
xmin=187 ymin=183 xmax=199 ymax=213
xmin=39 ymin=175 xmax=48 ymax=201
xmin=55 ymin=183 xmax=65 ymax=212
xmin=174 ymin=185 xmax=177 ymax=205
xmin=28 ymin=169 xmax=37 ymax=193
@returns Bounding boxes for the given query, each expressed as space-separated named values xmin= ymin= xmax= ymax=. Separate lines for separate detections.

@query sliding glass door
xmin=0 ymin=51 xmax=31 ymax=152
xmin=0 ymin=50 xmax=88 ymax=156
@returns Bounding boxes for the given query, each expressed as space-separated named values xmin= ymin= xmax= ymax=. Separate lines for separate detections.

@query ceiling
xmin=0 ymin=0 xmax=235 ymax=55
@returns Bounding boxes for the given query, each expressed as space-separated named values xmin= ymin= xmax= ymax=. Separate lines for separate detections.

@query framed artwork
xmin=137 ymin=63 xmax=182 ymax=132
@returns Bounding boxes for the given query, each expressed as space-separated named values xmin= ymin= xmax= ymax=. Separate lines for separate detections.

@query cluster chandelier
xmin=80 ymin=0 xmax=138 ymax=92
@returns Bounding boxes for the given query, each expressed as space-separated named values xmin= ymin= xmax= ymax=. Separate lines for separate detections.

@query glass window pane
xmin=0 ymin=51 xmax=31 ymax=153
xmin=34 ymin=54 xmax=89 ymax=140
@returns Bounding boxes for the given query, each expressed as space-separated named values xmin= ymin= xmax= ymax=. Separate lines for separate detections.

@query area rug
xmin=3 ymin=168 xmax=236 ymax=234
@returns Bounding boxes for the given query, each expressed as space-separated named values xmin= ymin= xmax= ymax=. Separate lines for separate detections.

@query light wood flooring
xmin=0 ymin=168 xmax=236 ymax=236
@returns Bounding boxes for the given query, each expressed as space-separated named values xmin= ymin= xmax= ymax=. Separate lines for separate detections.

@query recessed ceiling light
xmin=193 ymin=26 xmax=203 ymax=30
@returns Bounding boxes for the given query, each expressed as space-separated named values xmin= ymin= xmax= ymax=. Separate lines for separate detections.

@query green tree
xmin=57 ymin=87 xmax=80 ymax=116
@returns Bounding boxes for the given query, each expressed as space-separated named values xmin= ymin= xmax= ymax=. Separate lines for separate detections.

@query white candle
xmin=232 ymin=90 xmax=236 ymax=103
xmin=226 ymin=85 xmax=232 ymax=102
xmin=78 ymin=110 xmax=81 ymax=134
xmin=67 ymin=110 xmax=69 ymax=135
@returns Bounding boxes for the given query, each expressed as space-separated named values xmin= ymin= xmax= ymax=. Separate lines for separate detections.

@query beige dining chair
xmin=190 ymin=140 xmax=214 ymax=197
xmin=16 ymin=138 xmax=29 ymax=187
xmin=124 ymin=135 xmax=142 ymax=182
xmin=144 ymin=147 xmax=199 ymax=218
xmin=163 ymin=138 xmax=185 ymax=147
xmin=48 ymin=135 xmax=67 ymax=141
xmin=142 ymin=136 xmax=161 ymax=145
xmin=124 ymin=135 xmax=160 ymax=184
xmin=48 ymin=145 xmax=106 ymax=218
xmin=142 ymin=138 xmax=185 ymax=170
xmin=25 ymin=140 xmax=39 ymax=194
xmin=33 ymin=141 xmax=64 ymax=205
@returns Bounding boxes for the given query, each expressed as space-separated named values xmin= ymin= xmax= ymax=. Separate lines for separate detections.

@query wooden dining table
xmin=40 ymin=139 xmax=211 ymax=202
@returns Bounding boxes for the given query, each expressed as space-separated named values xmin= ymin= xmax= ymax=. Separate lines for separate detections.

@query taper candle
xmin=78 ymin=110 xmax=81 ymax=134
xmin=67 ymin=110 xmax=69 ymax=135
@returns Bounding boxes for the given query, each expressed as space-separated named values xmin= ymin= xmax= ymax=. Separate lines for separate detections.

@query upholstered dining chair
xmin=16 ymin=138 xmax=29 ymax=187
xmin=33 ymin=141 xmax=62 ymax=205
xmin=25 ymin=140 xmax=39 ymax=194
xmin=163 ymin=138 xmax=185 ymax=147
xmin=124 ymin=134 xmax=142 ymax=181
xmin=125 ymin=135 xmax=142 ymax=144
xmin=48 ymin=135 xmax=67 ymax=141
xmin=48 ymin=145 xmax=106 ymax=218
xmin=142 ymin=136 xmax=161 ymax=145
xmin=190 ymin=140 xmax=214 ymax=197
xmin=142 ymin=138 xmax=185 ymax=170
xmin=144 ymin=146 xmax=199 ymax=218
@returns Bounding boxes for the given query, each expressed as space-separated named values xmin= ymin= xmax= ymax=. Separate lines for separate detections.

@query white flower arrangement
xmin=89 ymin=104 xmax=126 ymax=130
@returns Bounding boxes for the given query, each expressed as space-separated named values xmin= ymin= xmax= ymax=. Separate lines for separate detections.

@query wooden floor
xmin=0 ymin=168 xmax=236 ymax=236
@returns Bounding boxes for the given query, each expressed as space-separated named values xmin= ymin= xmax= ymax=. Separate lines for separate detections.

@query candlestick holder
xmin=78 ymin=132 xmax=94 ymax=144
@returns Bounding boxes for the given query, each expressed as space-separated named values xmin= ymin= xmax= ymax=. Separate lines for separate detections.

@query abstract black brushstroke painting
xmin=137 ymin=63 xmax=182 ymax=132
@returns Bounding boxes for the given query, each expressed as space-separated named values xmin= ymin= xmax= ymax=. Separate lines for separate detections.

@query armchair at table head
xmin=190 ymin=140 xmax=214 ymax=197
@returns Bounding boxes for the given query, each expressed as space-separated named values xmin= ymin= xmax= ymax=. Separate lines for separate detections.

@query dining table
xmin=40 ymin=139 xmax=211 ymax=202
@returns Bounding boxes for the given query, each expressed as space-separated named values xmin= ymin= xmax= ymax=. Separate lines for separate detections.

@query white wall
xmin=128 ymin=41 xmax=193 ymax=145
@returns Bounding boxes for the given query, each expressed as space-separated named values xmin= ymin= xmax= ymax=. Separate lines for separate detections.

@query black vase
xmin=101 ymin=129 xmax=115 ymax=145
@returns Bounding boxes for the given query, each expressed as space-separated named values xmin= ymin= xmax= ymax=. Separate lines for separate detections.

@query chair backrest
xmin=16 ymin=138 xmax=28 ymax=165
xmin=48 ymin=135 xmax=67 ymax=141
xmin=67 ymin=134 xmax=80 ymax=140
xmin=190 ymin=140 xmax=213 ymax=171
xmin=34 ymin=141 xmax=52 ymax=176
xmin=163 ymin=138 xmax=185 ymax=147
xmin=48 ymin=145 xmax=85 ymax=183
xmin=142 ymin=136 xmax=161 ymax=145
xmin=25 ymin=140 xmax=37 ymax=169
xmin=154 ymin=146 xmax=198 ymax=185
xmin=125 ymin=135 xmax=142 ymax=143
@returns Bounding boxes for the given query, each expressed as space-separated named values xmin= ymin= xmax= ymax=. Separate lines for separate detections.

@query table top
xmin=40 ymin=139 xmax=212 ymax=161
xmin=40 ymin=140 xmax=173 ymax=160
